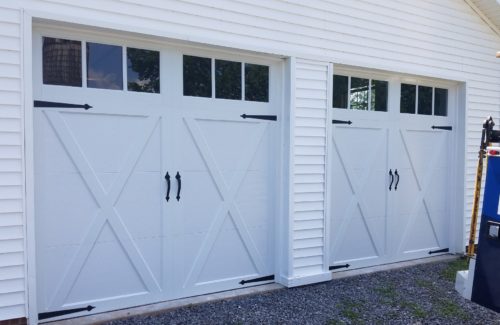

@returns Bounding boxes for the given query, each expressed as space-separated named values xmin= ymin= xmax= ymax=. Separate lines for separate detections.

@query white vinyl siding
xmin=0 ymin=5 xmax=25 ymax=322
xmin=0 ymin=0 xmax=498 ymax=320
xmin=292 ymin=59 xmax=328 ymax=276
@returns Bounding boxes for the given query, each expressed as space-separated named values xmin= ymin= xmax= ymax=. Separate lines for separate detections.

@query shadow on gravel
xmin=107 ymin=258 xmax=500 ymax=325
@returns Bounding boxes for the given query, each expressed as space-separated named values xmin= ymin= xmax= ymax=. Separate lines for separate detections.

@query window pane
xmin=371 ymin=80 xmax=388 ymax=112
xmin=350 ymin=77 xmax=369 ymax=110
xmin=127 ymin=48 xmax=160 ymax=93
xmin=418 ymin=85 xmax=432 ymax=115
xmin=434 ymin=88 xmax=448 ymax=116
xmin=215 ymin=59 xmax=241 ymax=100
xmin=183 ymin=55 xmax=212 ymax=97
xmin=87 ymin=42 xmax=123 ymax=90
xmin=332 ymin=75 xmax=348 ymax=109
xmin=43 ymin=37 xmax=82 ymax=87
xmin=400 ymin=84 xmax=416 ymax=114
xmin=245 ymin=63 xmax=269 ymax=102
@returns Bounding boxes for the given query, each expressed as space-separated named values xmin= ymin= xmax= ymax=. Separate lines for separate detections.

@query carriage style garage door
xmin=33 ymin=30 xmax=281 ymax=320
xmin=329 ymin=70 xmax=456 ymax=271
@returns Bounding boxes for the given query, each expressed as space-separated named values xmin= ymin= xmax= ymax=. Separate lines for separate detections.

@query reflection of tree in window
xmin=332 ymin=75 xmax=348 ymax=109
xmin=216 ymin=60 xmax=241 ymax=100
xmin=350 ymin=77 xmax=369 ymax=110
xmin=43 ymin=37 xmax=82 ymax=87
xmin=183 ymin=55 xmax=211 ymax=97
xmin=434 ymin=88 xmax=448 ymax=116
xmin=400 ymin=84 xmax=416 ymax=114
xmin=127 ymin=48 xmax=160 ymax=93
xmin=418 ymin=86 xmax=432 ymax=115
xmin=245 ymin=64 xmax=269 ymax=102
xmin=371 ymin=80 xmax=388 ymax=111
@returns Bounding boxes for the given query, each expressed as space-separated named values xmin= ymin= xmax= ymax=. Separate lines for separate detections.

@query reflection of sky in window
xmin=87 ymin=43 xmax=122 ymax=90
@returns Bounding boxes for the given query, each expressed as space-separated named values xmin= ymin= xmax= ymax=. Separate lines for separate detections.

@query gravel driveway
xmin=107 ymin=258 xmax=500 ymax=324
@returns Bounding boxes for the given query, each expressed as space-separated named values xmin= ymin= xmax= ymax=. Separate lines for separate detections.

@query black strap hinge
xmin=239 ymin=274 xmax=274 ymax=285
xmin=329 ymin=264 xmax=350 ymax=271
xmin=428 ymin=248 xmax=449 ymax=255
xmin=38 ymin=305 xmax=95 ymax=320
xmin=241 ymin=114 xmax=277 ymax=121
xmin=431 ymin=126 xmax=452 ymax=131
xmin=332 ymin=119 xmax=352 ymax=125
xmin=34 ymin=100 xmax=92 ymax=110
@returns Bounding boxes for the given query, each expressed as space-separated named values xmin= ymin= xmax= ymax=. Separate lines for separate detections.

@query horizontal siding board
xmin=0 ymin=278 xmax=24 ymax=294
xmin=0 ymin=304 xmax=25 ymax=321
xmin=0 ymin=213 xmax=23 ymax=227
xmin=0 ymin=265 xmax=24 ymax=281
xmin=0 ymin=252 xmax=24 ymax=268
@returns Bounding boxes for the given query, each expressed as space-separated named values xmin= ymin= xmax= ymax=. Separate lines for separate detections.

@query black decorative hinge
xmin=239 ymin=274 xmax=274 ymax=285
xmin=34 ymin=100 xmax=92 ymax=110
xmin=38 ymin=305 xmax=95 ymax=320
xmin=241 ymin=114 xmax=277 ymax=121
xmin=329 ymin=264 xmax=350 ymax=271
xmin=428 ymin=248 xmax=449 ymax=255
xmin=431 ymin=126 xmax=452 ymax=131
xmin=332 ymin=119 xmax=352 ymax=125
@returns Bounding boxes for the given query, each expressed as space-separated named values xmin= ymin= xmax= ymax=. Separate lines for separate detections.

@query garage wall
xmin=0 ymin=5 xmax=26 ymax=322
xmin=0 ymin=0 xmax=500 ymax=320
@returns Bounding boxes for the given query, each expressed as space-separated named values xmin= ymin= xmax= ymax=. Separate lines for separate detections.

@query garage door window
xmin=332 ymin=74 xmax=388 ymax=111
xmin=215 ymin=59 xmax=241 ymax=100
xmin=245 ymin=63 xmax=269 ymax=102
xmin=87 ymin=42 xmax=123 ymax=90
xmin=400 ymin=83 xmax=448 ymax=116
xmin=183 ymin=55 xmax=212 ymax=97
xmin=183 ymin=55 xmax=269 ymax=102
xmin=42 ymin=37 xmax=82 ymax=87
xmin=127 ymin=48 xmax=160 ymax=93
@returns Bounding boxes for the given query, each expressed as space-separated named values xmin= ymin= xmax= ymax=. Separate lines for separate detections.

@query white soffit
xmin=467 ymin=0 xmax=500 ymax=36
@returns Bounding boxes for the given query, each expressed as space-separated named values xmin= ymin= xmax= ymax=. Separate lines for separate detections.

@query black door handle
xmin=395 ymin=169 xmax=400 ymax=191
xmin=389 ymin=169 xmax=394 ymax=191
xmin=175 ymin=172 xmax=181 ymax=201
xmin=165 ymin=172 xmax=171 ymax=201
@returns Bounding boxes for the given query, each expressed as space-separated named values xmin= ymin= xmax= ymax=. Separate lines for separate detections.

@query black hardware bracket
xmin=34 ymin=100 xmax=92 ymax=110
xmin=241 ymin=114 xmax=277 ymax=121
xmin=239 ymin=274 xmax=274 ymax=285
xmin=431 ymin=126 xmax=452 ymax=131
xmin=428 ymin=248 xmax=449 ymax=255
xmin=38 ymin=305 xmax=95 ymax=320
xmin=332 ymin=119 xmax=352 ymax=125
xmin=329 ymin=264 xmax=350 ymax=271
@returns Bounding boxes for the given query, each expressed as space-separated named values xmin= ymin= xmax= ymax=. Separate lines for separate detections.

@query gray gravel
xmin=107 ymin=258 xmax=500 ymax=324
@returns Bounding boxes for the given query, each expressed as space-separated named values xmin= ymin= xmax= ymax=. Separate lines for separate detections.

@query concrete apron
xmin=47 ymin=254 xmax=458 ymax=325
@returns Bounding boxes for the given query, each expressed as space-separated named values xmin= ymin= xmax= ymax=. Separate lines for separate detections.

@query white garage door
xmin=329 ymin=70 xmax=455 ymax=271
xmin=33 ymin=30 xmax=281 ymax=321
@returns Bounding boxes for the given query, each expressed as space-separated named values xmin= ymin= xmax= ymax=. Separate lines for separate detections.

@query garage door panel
xmin=393 ymin=126 xmax=450 ymax=259
xmin=330 ymin=123 xmax=389 ymax=268
xmin=175 ymin=115 xmax=274 ymax=295
xmin=195 ymin=216 xmax=260 ymax=284
xmin=64 ymin=221 xmax=149 ymax=306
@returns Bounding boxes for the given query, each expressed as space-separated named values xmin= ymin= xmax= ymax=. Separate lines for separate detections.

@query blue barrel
xmin=471 ymin=153 xmax=500 ymax=312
